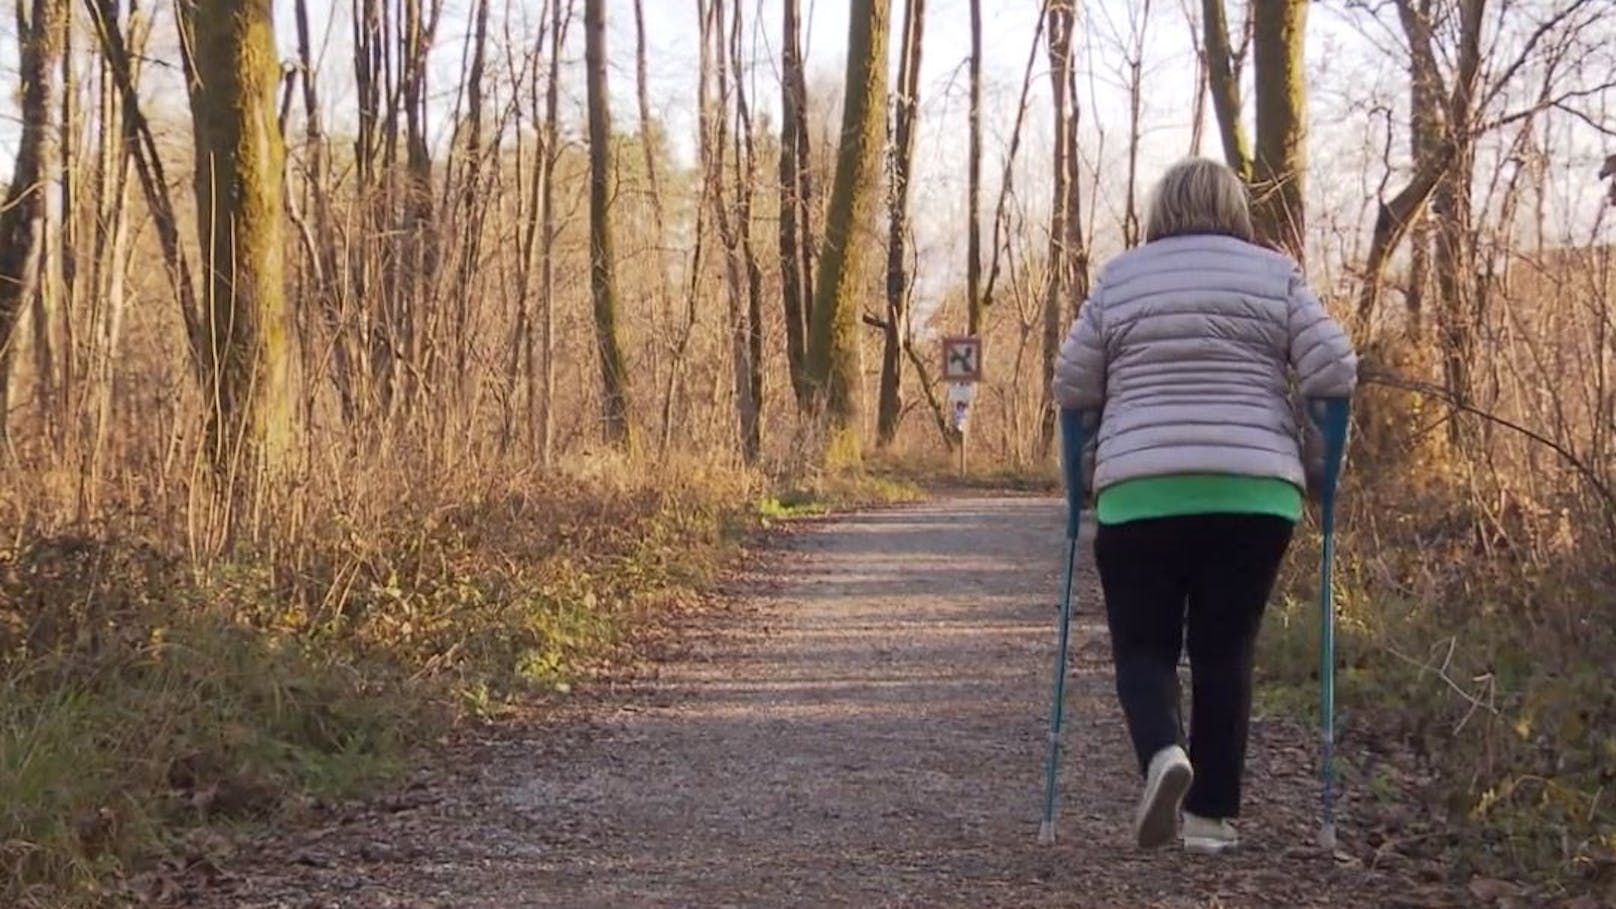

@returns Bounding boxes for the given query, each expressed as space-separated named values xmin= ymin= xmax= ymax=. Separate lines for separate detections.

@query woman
xmin=1053 ymin=157 xmax=1356 ymax=854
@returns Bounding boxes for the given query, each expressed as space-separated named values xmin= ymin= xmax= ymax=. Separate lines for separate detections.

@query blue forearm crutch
xmin=1039 ymin=408 xmax=1088 ymax=845
xmin=1311 ymin=397 xmax=1351 ymax=851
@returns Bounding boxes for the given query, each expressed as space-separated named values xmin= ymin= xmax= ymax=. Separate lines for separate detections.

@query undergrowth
xmin=0 ymin=452 xmax=915 ymax=908
xmin=1256 ymin=432 xmax=1616 ymax=897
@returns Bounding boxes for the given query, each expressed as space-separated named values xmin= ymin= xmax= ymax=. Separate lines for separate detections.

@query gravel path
xmin=183 ymin=496 xmax=1440 ymax=908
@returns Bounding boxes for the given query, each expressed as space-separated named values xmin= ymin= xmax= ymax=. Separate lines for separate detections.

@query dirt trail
xmin=186 ymin=496 xmax=1435 ymax=908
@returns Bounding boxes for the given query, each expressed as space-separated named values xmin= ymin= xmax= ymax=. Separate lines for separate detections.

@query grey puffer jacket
xmin=1053 ymin=233 xmax=1357 ymax=495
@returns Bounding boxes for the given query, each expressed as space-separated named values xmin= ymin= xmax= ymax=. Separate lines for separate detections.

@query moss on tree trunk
xmin=181 ymin=0 xmax=296 ymax=477
xmin=806 ymin=0 xmax=891 ymax=465
xmin=1252 ymin=0 xmax=1308 ymax=262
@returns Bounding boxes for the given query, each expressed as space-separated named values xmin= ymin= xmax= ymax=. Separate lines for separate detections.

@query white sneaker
xmin=1182 ymin=811 xmax=1239 ymax=854
xmin=1134 ymin=745 xmax=1193 ymax=848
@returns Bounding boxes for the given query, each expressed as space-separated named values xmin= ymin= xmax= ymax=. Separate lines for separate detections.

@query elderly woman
xmin=1053 ymin=158 xmax=1356 ymax=854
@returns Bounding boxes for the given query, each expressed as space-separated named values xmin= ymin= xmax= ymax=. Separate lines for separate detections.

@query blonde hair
xmin=1144 ymin=157 xmax=1254 ymax=243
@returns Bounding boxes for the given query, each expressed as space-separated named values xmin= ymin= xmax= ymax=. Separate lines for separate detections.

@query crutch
xmin=1039 ymin=408 xmax=1089 ymax=845
xmin=1310 ymin=398 xmax=1352 ymax=851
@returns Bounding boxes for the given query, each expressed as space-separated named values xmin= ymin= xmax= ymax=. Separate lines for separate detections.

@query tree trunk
xmin=779 ymin=0 xmax=814 ymax=408
xmin=294 ymin=0 xmax=356 ymax=423
xmin=353 ymin=0 xmax=388 ymax=414
xmin=632 ymin=0 xmax=680 ymax=448
xmin=448 ymin=0 xmax=491 ymax=405
xmin=1434 ymin=0 xmax=1485 ymax=415
xmin=805 ymin=0 xmax=891 ymax=464
xmin=84 ymin=38 xmax=135 ymax=516
xmin=1202 ymin=0 xmax=1252 ymax=180
xmin=398 ymin=0 xmax=437 ymax=414
xmin=29 ymin=0 xmax=65 ymax=446
xmin=1250 ymin=0 xmax=1308 ymax=261
xmin=731 ymin=0 xmax=765 ymax=463
xmin=1350 ymin=142 xmax=1455 ymax=338
xmin=1040 ymin=0 xmax=1077 ymax=455
xmin=1186 ymin=0 xmax=1208 ymax=157
xmin=1121 ymin=0 xmax=1151 ymax=249
xmin=661 ymin=0 xmax=716 ymax=456
xmin=538 ymin=0 xmax=567 ymax=464
xmin=584 ymin=0 xmax=634 ymax=448
xmin=57 ymin=0 xmax=76 ymax=429
xmin=179 ymin=0 xmax=297 ymax=476
xmin=632 ymin=0 xmax=667 ymax=232
xmin=1400 ymin=0 xmax=1445 ymax=343
xmin=709 ymin=0 xmax=757 ymax=463
xmin=88 ymin=0 xmax=205 ymax=379
xmin=513 ymin=0 xmax=565 ymax=462
xmin=966 ymin=0 xmax=984 ymax=336
xmin=878 ymin=0 xmax=924 ymax=448
xmin=0 ymin=0 xmax=66 ymax=445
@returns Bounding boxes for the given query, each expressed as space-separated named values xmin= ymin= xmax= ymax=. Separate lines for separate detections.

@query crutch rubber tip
xmin=1317 ymin=823 xmax=1337 ymax=851
xmin=1038 ymin=820 xmax=1056 ymax=845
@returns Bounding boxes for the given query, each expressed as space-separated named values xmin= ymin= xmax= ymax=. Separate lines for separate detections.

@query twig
xmin=1381 ymin=638 xmax=1499 ymax=733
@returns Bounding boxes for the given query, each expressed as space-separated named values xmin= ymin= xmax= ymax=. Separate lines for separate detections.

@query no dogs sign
xmin=941 ymin=336 xmax=983 ymax=382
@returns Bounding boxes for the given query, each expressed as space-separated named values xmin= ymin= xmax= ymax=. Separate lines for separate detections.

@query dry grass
xmin=0 ymin=423 xmax=920 ymax=907
xmin=1257 ymin=330 xmax=1616 ymax=892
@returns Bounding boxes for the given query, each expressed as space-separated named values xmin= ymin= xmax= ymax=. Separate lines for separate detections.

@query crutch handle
xmin=1058 ymin=408 xmax=1091 ymax=541
xmin=1308 ymin=398 xmax=1351 ymax=514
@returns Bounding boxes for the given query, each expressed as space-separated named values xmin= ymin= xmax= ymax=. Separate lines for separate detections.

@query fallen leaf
xmin=1469 ymin=877 xmax=1521 ymax=901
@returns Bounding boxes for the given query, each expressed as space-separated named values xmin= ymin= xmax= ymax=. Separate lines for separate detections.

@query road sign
xmin=942 ymin=335 xmax=983 ymax=382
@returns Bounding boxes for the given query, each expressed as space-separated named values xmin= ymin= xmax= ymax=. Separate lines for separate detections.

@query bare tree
xmin=79 ymin=2 xmax=148 ymax=513
xmin=584 ymin=0 xmax=635 ymax=448
xmin=292 ymin=0 xmax=356 ymax=423
xmin=710 ymin=0 xmax=762 ymax=462
xmin=966 ymin=0 xmax=983 ymax=336
xmin=660 ymin=0 xmax=719 ymax=455
xmin=1350 ymin=0 xmax=1610 ymax=351
xmin=1040 ymin=0 xmax=1080 ymax=453
xmin=445 ymin=0 xmax=493 ymax=404
xmin=178 ymin=0 xmax=298 ymax=475
xmin=632 ymin=0 xmax=677 ymax=433
xmin=1183 ymin=0 xmax=1208 ymax=156
xmin=513 ymin=0 xmax=567 ymax=465
xmin=1201 ymin=0 xmax=1252 ymax=180
xmin=1113 ymin=0 xmax=1152 ymax=247
xmin=398 ymin=0 xmax=440 ymax=414
xmin=806 ymin=0 xmax=892 ymax=461
xmin=0 ymin=0 xmax=68 ymax=444
xmin=877 ymin=0 xmax=925 ymax=448
xmin=980 ymin=3 xmax=1050 ymax=315
xmin=1202 ymin=0 xmax=1307 ymax=259
xmin=55 ymin=0 xmax=76 ymax=433
xmin=541 ymin=0 xmax=568 ymax=463
xmin=1429 ymin=0 xmax=1484 ymax=409
xmin=1250 ymin=0 xmax=1309 ymax=261
xmin=731 ymin=0 xmax=766 ymax=462
xmin=779 ymin=0 xmax=815 ymax=408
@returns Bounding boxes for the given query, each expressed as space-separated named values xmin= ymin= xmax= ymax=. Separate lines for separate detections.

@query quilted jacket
xmin=1053 ymin=233 xmax=1357 ymax=495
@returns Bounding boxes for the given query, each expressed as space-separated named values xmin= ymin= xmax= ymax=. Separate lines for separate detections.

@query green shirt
xmin=1096 ymin=474 xmax=1303 ymax=525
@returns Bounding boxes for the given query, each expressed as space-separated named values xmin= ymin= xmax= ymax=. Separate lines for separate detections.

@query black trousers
xmin=1093 ymin=513 xmax=1294 ymax=819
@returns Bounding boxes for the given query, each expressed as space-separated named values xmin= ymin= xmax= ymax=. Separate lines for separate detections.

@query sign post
xmin=941 ymin=336 xmax=983 ymax=475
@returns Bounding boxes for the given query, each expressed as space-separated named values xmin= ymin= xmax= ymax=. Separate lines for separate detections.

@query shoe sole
xmin=1134 ymin=761 xmax=1193 ymax=849
xmin=1183 ymin=836 xmax=1238 ymax=855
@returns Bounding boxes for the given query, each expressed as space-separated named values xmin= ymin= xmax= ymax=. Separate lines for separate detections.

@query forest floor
xmin=164 ymin=496 xmax=1483 ymax=908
